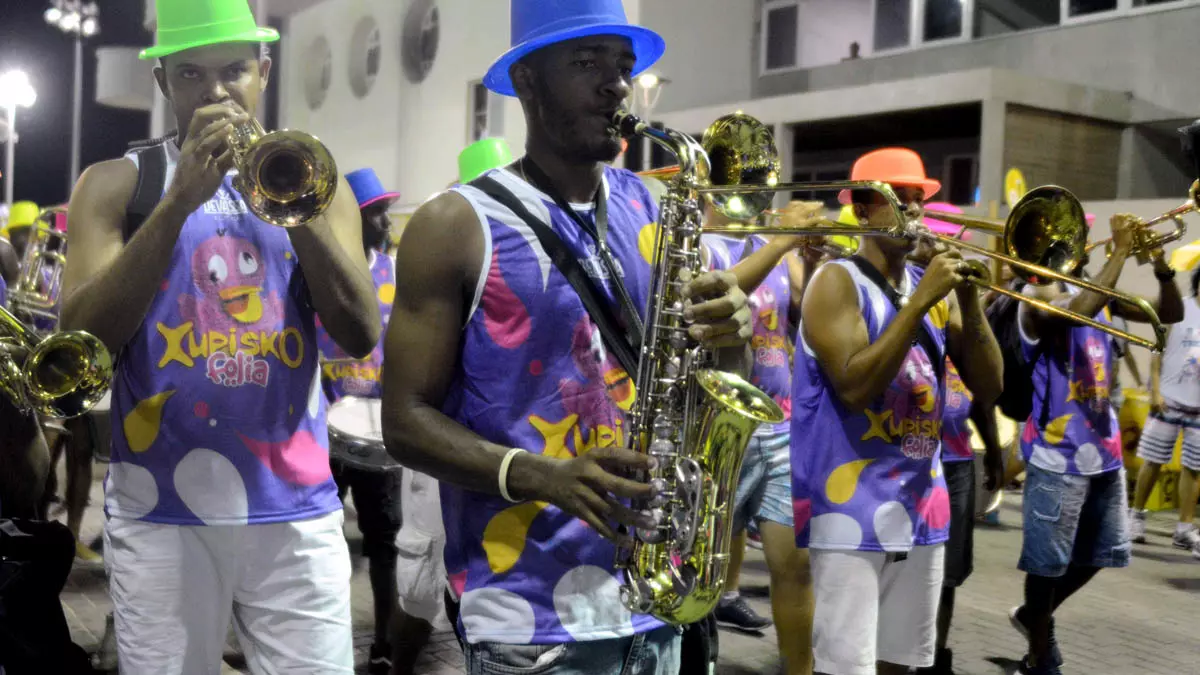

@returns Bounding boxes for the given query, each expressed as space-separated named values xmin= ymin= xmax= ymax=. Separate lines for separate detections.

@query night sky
xmin=0 ymin=0 xmax=151 ymax=207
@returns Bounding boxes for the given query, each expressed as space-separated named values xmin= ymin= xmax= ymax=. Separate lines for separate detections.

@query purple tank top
xmin=443 ymin=167 xmax=661 ymax=645
xmin=317 ymin=250 xmax=393 ymax=401
xmin=791 ymin=259 xmax=950 ymax=552
xmin=0 ymin=273 xmax=7 ymax=309
xmin=942 ymin=358 xmax=974 ymax=463
xmin=743 ymin=237 xmax=793 ymax=435
xmin=1019 ymin=305 xmax=1122 ymax=475
xmin=104 ymin=144 xmax=339 ymax=526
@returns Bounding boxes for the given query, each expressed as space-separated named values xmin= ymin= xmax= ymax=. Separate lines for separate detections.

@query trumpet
xmin=1082 ymin=179 xmax=1197 ymax=264
xmin=679 ymin=112 xmax=1165 ymax=352
xmin=9 ymin=206 xmax=68 ymax=328
xmin=0 ymin=305 xmax=111 ymax=419
xmin=228 ymin=117 xmax=338 ymax=228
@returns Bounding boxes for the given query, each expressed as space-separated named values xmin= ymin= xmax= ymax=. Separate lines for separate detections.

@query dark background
xmin=0 ymin=0 xmax=150 ymax=207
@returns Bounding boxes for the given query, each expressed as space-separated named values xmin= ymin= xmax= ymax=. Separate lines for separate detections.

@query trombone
xmin=10 ymin=206 xmax=69 ymax=327
xmin=0 ymin=305 xmax=112 ymax=419
xmin=629 ymin=110 xmax=1166 ymax=352
xmin=1082 ymin=179 xmax=1197 ymax=264
xmin=227 ymin=116 xmax=339 ymax=228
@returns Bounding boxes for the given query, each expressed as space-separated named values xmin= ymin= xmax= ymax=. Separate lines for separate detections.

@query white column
xmin=773 ymin=122 xmax=795 ymax=211
xmin=977 ymin=100 xmax=1006 ymax=210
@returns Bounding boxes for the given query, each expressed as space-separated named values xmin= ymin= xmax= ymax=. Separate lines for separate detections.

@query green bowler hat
xmin=459 ymin=138 xmax=515 ymax=184
xmin=140 ymin=0 xmax=280 ymax=61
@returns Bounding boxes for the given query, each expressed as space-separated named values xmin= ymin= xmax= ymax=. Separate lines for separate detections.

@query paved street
xmin=59 ymin=465 xmax=1200 ymax=674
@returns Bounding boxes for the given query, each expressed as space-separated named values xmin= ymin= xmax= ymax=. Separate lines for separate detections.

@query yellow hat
xmin=830 ymin=205 xmax=860 ymax=253
xmin=3 ymin=201 xmax=39 ymax=237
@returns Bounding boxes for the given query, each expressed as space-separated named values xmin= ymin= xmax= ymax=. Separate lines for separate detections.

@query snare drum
xmin=327 ymin=396 xmax=398 ymax=472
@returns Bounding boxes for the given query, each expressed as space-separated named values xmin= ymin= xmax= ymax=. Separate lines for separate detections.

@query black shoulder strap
xmin=468 ymin=176 xmax=640 ymax=377
xmin=848 ymin=256 xmax=944 ymax=382
xmin=123 ymin=141 xmax=169 ymax=243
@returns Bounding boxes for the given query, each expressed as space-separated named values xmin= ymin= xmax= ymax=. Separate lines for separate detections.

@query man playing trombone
xmin=1010 ymin=216 xmax=1182 ymax=675
xmin=792 ymin=148 xmax=1003 ymax=675
xmin=59 ymin=0 xmax=380 ymax=672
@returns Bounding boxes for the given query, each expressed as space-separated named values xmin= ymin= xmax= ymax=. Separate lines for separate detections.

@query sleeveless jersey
xmin=1157 ymin=298 xmax=1200 ymax=411
xmin=941 ymin=358 xmax=974 ymax=463
xmin=103 ymin=141 xmax=339 ymax=525
xmin=791 ymin=259 xmax=950 ymax=552
xmin=317 ymin=250 xmax=394 ymax=401
xmin=1019 ymin=302 xmax=1122 ymax=475
xmin=443 ymin=167 xmax=661 ymax=645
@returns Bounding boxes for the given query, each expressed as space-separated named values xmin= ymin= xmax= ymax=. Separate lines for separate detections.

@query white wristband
xmin=499 ymin=447 xmax=527 ymax=503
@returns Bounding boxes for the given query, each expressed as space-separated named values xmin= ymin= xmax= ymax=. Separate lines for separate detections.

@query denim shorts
xmin=1018 ymin=463 xmax=1131 ymax=578
xmin=463 ymin=625 xmax=681 ymax=675
xmin=732 ymin=429 xmax=794 ymax=533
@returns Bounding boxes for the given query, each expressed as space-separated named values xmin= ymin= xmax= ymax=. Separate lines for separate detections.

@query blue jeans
xmin=463 ymin=625 xmax=682 ymax=675
xmin=1019 ymin=463 xmax=1131 ymax=578
xmin=732 ymin=429 xmax=793 ymax=534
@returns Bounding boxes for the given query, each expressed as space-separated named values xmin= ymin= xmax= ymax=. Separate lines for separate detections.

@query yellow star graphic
xmin=156 ymin=322 xmax=195 ymax=368
xmin=861 ymin=409 xmax=893 ymax=443
xmin=528 ymin=413 xmax=580 ymax=460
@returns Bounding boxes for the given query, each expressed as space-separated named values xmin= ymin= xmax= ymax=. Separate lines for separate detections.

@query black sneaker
xmin=368 ymin=642 xmax=393 ymax=675
xmin=713 ymin=595 xmax=772 ymax=632
xmin=916 ymin=647 xmax=954 ymax=674
xmin=1009 ymin=606 xmax=1063 ymax=668
xmin=1018 ymin=654 xmax=1064 ymax=675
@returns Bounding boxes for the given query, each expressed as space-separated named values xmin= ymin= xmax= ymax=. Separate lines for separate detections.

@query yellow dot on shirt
xmin=377 ymin=283 xmax=396 ymax=305
xmin=637 ymin=223 xmax=660 ymax=264
xmin=825 ymin=458 xmax=872 ymax=505
xmin=284 ymin=251 xmax=293 ymax=260
xmin=928 ymin=300 xmax=949 ymax=329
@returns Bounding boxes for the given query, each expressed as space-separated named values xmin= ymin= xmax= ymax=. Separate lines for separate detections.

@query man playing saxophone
xmin=380 ymin=2 xmax=752 ymax=673
xmin=58 ymin=0 xmax=379 ymax=672
xmin=793 ymin=148 xmax=1003 ymax=675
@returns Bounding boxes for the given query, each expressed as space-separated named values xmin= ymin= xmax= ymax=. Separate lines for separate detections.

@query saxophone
xmin=612 ymin=110 xmax=785 ymax=626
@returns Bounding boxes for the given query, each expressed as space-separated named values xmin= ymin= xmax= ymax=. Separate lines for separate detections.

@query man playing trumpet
xmin=60 ymin=0 xmax=379 ymax=671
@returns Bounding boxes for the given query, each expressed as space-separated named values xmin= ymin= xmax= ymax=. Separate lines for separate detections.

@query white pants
xmin=104 ymin=510 xmax=354 ymax=675
xmin=810 ymin=545 xmax=944 ymax=675
xmin=395 ymin=468 xmax=449 ymax=627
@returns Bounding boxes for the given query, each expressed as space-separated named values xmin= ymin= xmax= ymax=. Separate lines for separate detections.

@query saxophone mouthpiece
xmin=611 ymin=109 xmax=644 ymax=138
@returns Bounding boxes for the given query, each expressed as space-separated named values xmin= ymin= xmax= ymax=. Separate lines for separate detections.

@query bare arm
xmin=1148 ymin=347 xmax=1164 ymax=412
xmin=1109 ymin=257 xmax=1184 ymax=325
xmin=730 ymin=238 xmax=796 ymax=295
xmin=289 ymin=174 xmax=380 ymax=358
xmin=1021 ymin=248 xmax=1129 ymax=343
xmin=60 ymin=159 xmax=191 ymax=352
xmin=945 ymin=285 xmax=1004 ymax=406
xmin=801 ymin=261 xmax=954 ymax=410
xmin=1123 ymin=348 xmax=1144 ymax=388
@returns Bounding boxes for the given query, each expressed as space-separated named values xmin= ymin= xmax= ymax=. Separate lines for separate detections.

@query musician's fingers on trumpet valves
xmin=168 ymin=104 xmax=249 ymax=213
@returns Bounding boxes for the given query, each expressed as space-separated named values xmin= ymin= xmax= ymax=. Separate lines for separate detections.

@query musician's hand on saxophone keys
xmin=535 ymin=446 xmax=659 ymax=543
xmin=679 ymin=269 xmax=752 ymax=348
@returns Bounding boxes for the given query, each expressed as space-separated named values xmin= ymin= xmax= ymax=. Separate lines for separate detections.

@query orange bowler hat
xmin=838 ymin=148 xmax=941 ymax=205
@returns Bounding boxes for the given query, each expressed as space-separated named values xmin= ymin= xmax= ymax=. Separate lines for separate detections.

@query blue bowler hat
xmin=345 ymin=168 xmax=400 ymax=209
xmin=484 ymin=0 xmax=665 ymax=97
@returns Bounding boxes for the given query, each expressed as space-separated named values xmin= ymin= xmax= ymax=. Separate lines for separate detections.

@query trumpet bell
xmin=1005 ymin=186 xmax=1088 ymax=285
xmin=234 ymin=129 xmax=339 ymax=228
xmin=701 ymin=113 xmax=780 ymax=221
xmin=26 ymin=330 xmax=113 ymax=418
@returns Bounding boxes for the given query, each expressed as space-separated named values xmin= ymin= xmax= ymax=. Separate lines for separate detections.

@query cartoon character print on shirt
xmin=1067 ymin=335 xmax=1111 ymax=417
xmin=747 ymin=278 xmax=792 ymax=417
xmin=559 ymin=317 xmax=635 ymax=441
xmin=862 ymin=349 xmax=943 ymax=461
xmin=157 ymin=229 xmax=300 ymax=389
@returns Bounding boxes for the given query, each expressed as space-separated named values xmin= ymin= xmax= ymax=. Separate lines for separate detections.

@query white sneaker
xmin=1172 ymin=527 xmax=1200 ymax=554
xmin=1130 ymin=510 xmax=1148 ymax=544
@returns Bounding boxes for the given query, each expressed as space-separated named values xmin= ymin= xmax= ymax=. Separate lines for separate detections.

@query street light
xmin=0 ymin=70 xmax=37 ymax=208
xmin=633 ymin=72 xmax=669 ymax=120
xmin=45 ymin=1 xmax=99 ymax=195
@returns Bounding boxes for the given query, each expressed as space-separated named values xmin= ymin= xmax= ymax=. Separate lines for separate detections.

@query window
xmin=874 ymin=0 xmax=912 ymax=51
xmin=943 ymin=155 xmax=979 ymax=205
xmin=974 ymin=0 xmax=1059 ymax=38
xmin=763 ymin=2 xmax=800 ymax=70
xmin=923 ymin=0 xmax=963 ymax=41
xmin=468 ymin=81 xmax=504 ymax=142
xmin=1067 ymin=0 xmax=1118 ymax=17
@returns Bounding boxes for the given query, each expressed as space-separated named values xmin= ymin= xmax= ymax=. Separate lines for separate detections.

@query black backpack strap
xmin=123 ymin=139 xmax=170 ymax=243
xmin=468 ymin=176 xmax=640 ymax=377
xmin=848 ymin=256 xmax=945 ymax=382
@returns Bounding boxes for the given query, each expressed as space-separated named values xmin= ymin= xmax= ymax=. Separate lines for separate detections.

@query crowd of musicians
xmin=2 ymin=1 xmax=1200 ymax=675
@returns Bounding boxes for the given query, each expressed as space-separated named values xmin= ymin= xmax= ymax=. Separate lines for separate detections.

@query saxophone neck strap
xmin=469 ymin=174 xmax=641 ymax=377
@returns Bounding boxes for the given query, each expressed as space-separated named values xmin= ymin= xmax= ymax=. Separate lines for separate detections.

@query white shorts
xmin=104 ymin=510 xmax=354 ymax=675
xmin=395 ymin=468 xmax=450 ymax=627
xmin=1137 ymin=407 xmax=1200 ymax=470
xmin=810 ymin=545 xmax=944 ymax=675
